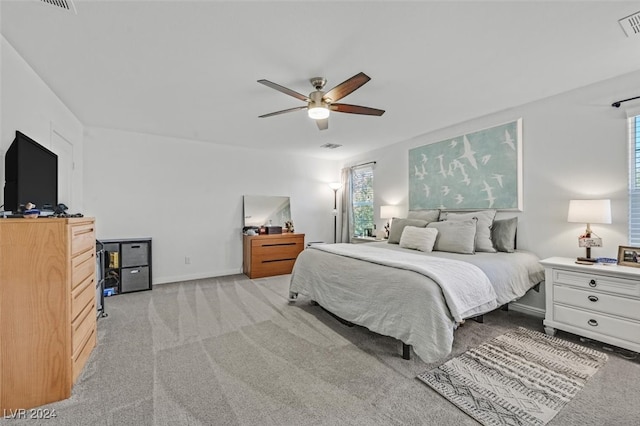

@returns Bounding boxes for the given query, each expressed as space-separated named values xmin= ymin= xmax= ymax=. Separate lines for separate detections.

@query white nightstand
xmin=540 ymin=257 xmax=640 ymax=353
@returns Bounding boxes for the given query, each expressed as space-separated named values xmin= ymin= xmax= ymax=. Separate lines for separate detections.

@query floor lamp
xmin=328 ymin=182 xmax=342 ymax=243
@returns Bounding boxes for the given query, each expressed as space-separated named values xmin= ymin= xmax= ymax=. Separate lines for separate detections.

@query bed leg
xmin=501 ymin=304 xmax=509 ymax=312
xmin=402 ymin=343 xmax=411 ymax=360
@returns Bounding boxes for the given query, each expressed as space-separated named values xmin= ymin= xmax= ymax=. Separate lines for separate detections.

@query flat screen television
xmin=3 ymin=131 xmax=58 ymax=212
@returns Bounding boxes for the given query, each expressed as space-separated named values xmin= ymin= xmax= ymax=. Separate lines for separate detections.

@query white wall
xmin=0 ymin=36 xmax=84 ymax=211
xmin=342 ymin=69 xmax=640 ymax=312
xmin=83 ymin=127 xmax=340 ymax=284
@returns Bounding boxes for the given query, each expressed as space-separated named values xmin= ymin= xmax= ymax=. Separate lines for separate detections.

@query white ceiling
xmin=2 ymin=1 xmax=639 ymax=160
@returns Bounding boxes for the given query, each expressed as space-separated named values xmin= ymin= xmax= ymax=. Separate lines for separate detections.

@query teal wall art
xmin=409 ymin=118 xmax=523 ymax=211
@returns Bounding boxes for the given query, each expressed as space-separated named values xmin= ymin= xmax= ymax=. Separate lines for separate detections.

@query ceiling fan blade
xmin=258 ymin=79 xmax=310 ymax=102
xmin=330 ymin=103 xmax=385 ymax=116
xmin=316 ymin=118 xmax=329 ymax=131
xmin=259 ymin=106 xmax=307 ymax=118
xmin=323 ymin=72 xmax=371 ymax=103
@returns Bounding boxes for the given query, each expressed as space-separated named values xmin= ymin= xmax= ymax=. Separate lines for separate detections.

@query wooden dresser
xmin=243 ymin=233 xmax=305 ymax=279
xmin=0 ymin=217 xmax=97 ymax=410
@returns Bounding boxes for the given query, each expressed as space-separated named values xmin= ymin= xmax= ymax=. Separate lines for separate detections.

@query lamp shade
xmin=567 ymin=199 xmax=612 ymax=224
xmin=328 ymin=182 xmax=342 ymax=190
xmin=380 ymin=205 xmax=401 ymax=219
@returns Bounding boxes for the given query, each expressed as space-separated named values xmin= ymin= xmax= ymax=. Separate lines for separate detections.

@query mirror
xmin=243 ymin=195 xmax=291 ymax=228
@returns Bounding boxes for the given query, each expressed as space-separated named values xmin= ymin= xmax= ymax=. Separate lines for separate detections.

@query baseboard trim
xmin=153 ymin=268 xmax=243 ymax=285
xmin=509 ymin=302 xmax=545 ymax=318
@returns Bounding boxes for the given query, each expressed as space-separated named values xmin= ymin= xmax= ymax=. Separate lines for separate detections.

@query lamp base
xmin=576 ymin=256 xmax=597 ymax=263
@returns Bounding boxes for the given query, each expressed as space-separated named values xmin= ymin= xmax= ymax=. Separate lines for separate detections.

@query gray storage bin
xmin=121 ymin=242 xmax=149 ymax=267
xmin=121 ymin=266 xmax=150 ymax=293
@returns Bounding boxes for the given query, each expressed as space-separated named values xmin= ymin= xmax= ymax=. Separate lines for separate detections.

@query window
xmin=629 ymin=114 xmax=640 ymax=245
xmin=351 ymin=165 xmax=374 ymax=237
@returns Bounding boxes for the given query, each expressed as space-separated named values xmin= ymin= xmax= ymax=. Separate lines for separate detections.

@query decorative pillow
xmin=426 ymin=219 xmax=477 ymax=254
xmin=440 ymin=209 xmax=497 ymax=252
xmin=491 ymin=217 xmax=518 ymax=253
xmin=399 ymin=226 xmax=439 ymax=252
xmin=407 ymin=209 xmax=440 ymax=222
xmin=387 ymin=218 xmax=429 ymax=244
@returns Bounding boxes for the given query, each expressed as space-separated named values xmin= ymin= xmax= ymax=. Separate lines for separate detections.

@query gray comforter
xmin=289 ymin=242 xmax=544 ymax=362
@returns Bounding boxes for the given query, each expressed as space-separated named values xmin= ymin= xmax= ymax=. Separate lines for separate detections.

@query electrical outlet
xmin=185 ymin=256 xmax=191 ymax=265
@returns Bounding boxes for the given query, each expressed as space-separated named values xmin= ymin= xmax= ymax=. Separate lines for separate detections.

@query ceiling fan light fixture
xmin=308 ymin=106 xmax=330 ymax=120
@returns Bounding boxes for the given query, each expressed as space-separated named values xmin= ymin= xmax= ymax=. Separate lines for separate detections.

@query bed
xmin=288 ymin=211 xmax=545 ymax=363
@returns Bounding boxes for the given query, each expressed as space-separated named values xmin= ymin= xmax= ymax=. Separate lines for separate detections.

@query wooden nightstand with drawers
xmin=243 ymin=233 xmax=305 ymax=279
xmin=540 ymin=257 xmax=640 ymax=353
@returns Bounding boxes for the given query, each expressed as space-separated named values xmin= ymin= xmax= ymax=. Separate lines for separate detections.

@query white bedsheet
xmin=311 ymin=243 xmax=497 ymax=322
xmin=289 ymin=242 xmax=544 ymax=362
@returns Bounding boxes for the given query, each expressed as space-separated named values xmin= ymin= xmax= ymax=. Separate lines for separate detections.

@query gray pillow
xmin=491 ymin=217 xmax=518 ymax=253
xmin=426 ymin=219 xmax=477 ymax=254
xmin=440 ymin=209 xmax=497 ymax=252
xmin=407 ymin=209 xmax=440 ymax=222
xmin=387 ymin=218 xmax=429 ymax=244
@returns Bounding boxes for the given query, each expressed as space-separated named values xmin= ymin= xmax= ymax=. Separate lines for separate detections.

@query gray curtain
xmin=339 ymin=167 xmax=353 ymax=243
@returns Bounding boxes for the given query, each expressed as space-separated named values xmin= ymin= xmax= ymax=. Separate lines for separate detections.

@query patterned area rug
xmin=417 ymin=327 xmax=608 ymax=426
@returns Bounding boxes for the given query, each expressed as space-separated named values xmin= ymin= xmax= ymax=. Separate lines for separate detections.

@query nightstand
xmin=540 ymin=257 xmax=640 ymax=353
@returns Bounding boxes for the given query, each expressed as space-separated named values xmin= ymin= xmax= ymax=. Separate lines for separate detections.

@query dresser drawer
xmin=253 ymin=243 xmax=302 ymax=260
xmin=251 ymin=235 xmax=303 ymax=248
xmin=553 ymin=269 xmax=640 ymax=297
xmin=71 ymin=275 xmax=95 ymax=322
xmin=554 ymin=304 xmax=640 ymax=345
xmin=72 ymin=300 xmax=96 ymax=355
xmin=72 ymin=328 xmax=96 ymax=383
xmin=71 ymin=222 xmax=95 ymax=257
xmin=554 ymin=285 xmax=640 ymax=321
xmin=249 ymin=259 xmax=298 ymax=279
xmin=72 ymin=248 xmax=95 ymax=290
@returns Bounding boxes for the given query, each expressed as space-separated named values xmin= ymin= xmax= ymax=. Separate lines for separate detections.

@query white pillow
xmin=399 ymin=226 xmax=439 ymax=252
xmin=440 ymin=210 xmax=497 ymax=252
xmin=426 ymin=219 xmax=477 ymax=254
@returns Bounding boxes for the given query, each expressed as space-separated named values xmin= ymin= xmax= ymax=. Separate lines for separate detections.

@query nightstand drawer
xmin=553 ymin=269 xmax=640 ymax=297
xmin=554 ymin=304 xmax=640 ymax=345
xmin=554 ymin=285 xmax=640 ymax=321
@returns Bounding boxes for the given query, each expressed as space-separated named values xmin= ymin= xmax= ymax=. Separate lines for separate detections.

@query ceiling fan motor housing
xmin=309 ymin=91 xmax=326 ymax=108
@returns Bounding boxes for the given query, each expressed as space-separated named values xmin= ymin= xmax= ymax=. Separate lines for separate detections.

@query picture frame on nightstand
xmin=617 ymin=245 xmax=640 ymax=267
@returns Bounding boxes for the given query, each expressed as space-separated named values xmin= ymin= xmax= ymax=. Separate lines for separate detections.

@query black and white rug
xmin=417 ymin=327 xmax=608 ymax=426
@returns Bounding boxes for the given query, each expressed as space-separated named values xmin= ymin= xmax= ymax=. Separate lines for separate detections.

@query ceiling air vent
xmin=320 ymin=143 xmax=342 ymax=149
xmin=39 ymin=0 xmax=77 ymax=14
xmin=619 ymin=11 xmax=640 ymax=37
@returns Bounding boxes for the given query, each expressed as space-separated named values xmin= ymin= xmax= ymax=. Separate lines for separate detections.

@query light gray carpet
xmin=10 ymin=274 xmax=638 ymax=425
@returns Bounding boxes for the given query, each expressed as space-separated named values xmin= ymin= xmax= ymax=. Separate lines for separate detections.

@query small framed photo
xmin=617 ymin=246 xmax=640 ymax=267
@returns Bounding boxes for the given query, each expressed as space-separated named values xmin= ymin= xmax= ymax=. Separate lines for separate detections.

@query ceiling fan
xmin=258 ymin=72 xmax=385 ymax=130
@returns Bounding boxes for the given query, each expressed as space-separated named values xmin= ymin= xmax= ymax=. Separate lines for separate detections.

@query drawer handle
xmin=588 ymin=295 xmax=599 ymax=302
xmin=588 ymin=319 xmax=598 ymax=327
xmin=130 ymin=245 xmax=141 ymax=249
xmin=588 ymin=279 xmax=597 ymax=287
xmin=130 ymin=269 xmax=140 ymax=274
